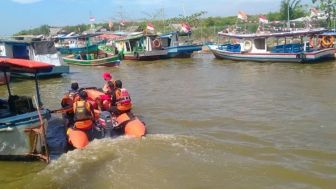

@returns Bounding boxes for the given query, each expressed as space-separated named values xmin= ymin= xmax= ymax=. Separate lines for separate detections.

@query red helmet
xmin=102 ymin=72 xmax=112 ymax=80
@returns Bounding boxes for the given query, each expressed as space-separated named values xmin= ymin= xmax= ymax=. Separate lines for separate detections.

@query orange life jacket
xmin=115 ymin=88 xmax=132 ymax=111
xmin=73 ymin=100 xmax=93 ymax=121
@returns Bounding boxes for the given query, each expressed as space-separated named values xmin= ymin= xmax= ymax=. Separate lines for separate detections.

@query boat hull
xmin=63 ymin=55 xmax=120 ymax=67
xmin=11 ymin=65 xmax=70 ymax=78
xmin=122 ymin=49 xmax=168 ymax=61
xmin=209 ymin=45 xmax=335 ymax=63
xmin=0 ymin=110 xmax=50 ymax=161
xmin=165 ymin=44 xmax=203 ymax=58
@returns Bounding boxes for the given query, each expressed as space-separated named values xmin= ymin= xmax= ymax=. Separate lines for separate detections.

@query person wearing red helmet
xmin=102 ymin=72 xmax=115 ymax=93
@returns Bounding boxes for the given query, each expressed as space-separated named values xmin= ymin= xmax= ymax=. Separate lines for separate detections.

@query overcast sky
xmin=1 ymin=0 xmax=312 ymax=35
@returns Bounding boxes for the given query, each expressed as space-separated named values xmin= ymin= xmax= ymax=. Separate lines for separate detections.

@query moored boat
xmin=114 ymin=32 xmax=168 ymax=60
xmin=0 ymin=37 xmax=69 ymax=77
xmin=160 ymin=32 xmax=202 ymax=58
xmin=55 ymin=33 xmax=105 ymax=55
xmin=209 ymin=28 xmax=335 ymax=63
xmin=0 ymin=58 xmax=54 ymax=162
xmin=63 ymin=53 xmax=120 ymax=67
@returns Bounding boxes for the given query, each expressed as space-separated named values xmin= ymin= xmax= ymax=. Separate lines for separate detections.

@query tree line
xmin=14 ymin=0 xmax=335 ymax=36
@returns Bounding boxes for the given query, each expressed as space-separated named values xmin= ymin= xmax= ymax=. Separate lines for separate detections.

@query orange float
xmin=67 ymin=128 xmax=89 ymax=149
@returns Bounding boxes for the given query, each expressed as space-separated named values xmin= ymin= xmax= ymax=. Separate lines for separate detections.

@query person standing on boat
xmin=73 ymin=90 xmax=95 ymax=131
xmin=102 ymin=72 xmax=115 ymax=93
xmin=110 ymin=80 xmax=132 ymax=116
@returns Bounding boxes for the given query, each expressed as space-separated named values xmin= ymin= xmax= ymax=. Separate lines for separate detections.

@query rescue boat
xmin=61 ymin=87 xmax=146 ymax=149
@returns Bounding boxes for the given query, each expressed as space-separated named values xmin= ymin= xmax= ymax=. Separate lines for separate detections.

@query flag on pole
xmin=237 ymin=11 xmax=248 ymax=21
xmin=89 ymin=16 xmax=96 ymax=22
xmin=181 ymin=22 xmax=191 ymax=33
xmin=259 ymin=15 xmax=268 ymax=24
xmin=146 ymin=22 xmax=155 ymax=31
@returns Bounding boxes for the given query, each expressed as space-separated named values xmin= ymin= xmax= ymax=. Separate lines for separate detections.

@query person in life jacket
xmin=73 ymin=90 xmax=95 ymax=130
xmin=97 ymin=80 xmax=115 ymax=111
xmin=61 ymin=82 xmax=80 ymax=126
xmin=110 ymin=80 xmax=132 ymax=116
xmin=102 ymin=72 xmax=115 ymax=93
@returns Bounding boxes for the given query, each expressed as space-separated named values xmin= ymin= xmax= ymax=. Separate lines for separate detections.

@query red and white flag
xmin=237 ymin=11 xmax=248 ymax=21
xmin=259 ymin=15 xmax=268 ymax=24
xmin=147 ymin=22 xmax=155 ymax=31
xmin=181 ymin=22 xmax=191 ymax=33
xmin=89 ymin=16 xmax=96 ymax=22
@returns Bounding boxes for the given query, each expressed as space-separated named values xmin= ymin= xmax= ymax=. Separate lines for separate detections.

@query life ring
xmin=244 ymin=40 xmax=252 ymax=51
xmin=321 ymin=35 xmax=334 ymax=48
xmin=153 ymin=39 xmax=161 ymax=48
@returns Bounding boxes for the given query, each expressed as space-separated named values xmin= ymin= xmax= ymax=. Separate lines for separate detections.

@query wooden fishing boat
xmin=114 ymin=32 xmax=168 ymax=60
xmin=209 ymin=28 xmax=335 ymax=63
xmin=55 ymin=33 xmax=105 ymax=55
xmin=160 ymin=32 xmax=202 ymax=58
xmin=0 ymin=38 xmax=69 ymax=77
xmin=0 ymin=58 xmax=53 ymax=162
xmin=63 ymin=53 xmax=120 ymax=67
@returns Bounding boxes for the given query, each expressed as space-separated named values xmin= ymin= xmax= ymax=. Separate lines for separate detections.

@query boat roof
xmin=160 ymin=31 xmax=191 ymax=38
xmin=0 ymin=58 xmax=53 ymax=73
xmin=321 ymin=31 xmax=336 ymax=36
xmin=55 ymin=33 xmax=101 ymax=40
xmin=218 ymin=28 xmax=328 ymax=39
xmin=114 ymin=32 xmax=159 ymax=41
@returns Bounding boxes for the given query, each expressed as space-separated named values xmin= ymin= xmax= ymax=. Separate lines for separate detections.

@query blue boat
xmin=0 ymin=58 xmax=55 ymax=162
xmin=0 ymin=37 xmax=69 ymax=77
xmin=209 ymin=28 xmax=335 ymax=63
xmin=55 ymin=33 xmax=106 ymax=55
xmin=160 ymin=32 xmax=202 ymax=58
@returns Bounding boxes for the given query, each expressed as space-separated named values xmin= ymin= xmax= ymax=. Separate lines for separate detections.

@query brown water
xmin=1 ymin=53 xmax=336 ymax=189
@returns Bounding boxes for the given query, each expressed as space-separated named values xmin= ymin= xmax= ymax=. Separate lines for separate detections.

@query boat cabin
xmin=0 ymin=38 xmax=66 ymax=70
xmin=218 ymin=28 xmax=329 ymax=54
xmin=0 ymin=58 xmax=52 ymax=161
xmin=115 ymin=32 xmax=163 ymax=54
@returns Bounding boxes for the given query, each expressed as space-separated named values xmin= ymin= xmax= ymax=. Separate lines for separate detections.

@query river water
xmin=1 ymin=53 xmax=336 ymax=189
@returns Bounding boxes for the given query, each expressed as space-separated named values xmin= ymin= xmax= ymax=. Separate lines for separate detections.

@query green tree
xmin=312 ymin=0 xmax=336 ymax=28
xmin=280 ymin=0 xmax=306 ymax=21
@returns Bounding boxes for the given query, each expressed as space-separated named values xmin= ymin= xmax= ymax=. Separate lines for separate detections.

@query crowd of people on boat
xmin=60 ymin=71 xmax=135 ymax=148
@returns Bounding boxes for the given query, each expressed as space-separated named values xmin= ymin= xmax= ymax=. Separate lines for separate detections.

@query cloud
xmin=11 ymin=0 xmax=43 ymax=4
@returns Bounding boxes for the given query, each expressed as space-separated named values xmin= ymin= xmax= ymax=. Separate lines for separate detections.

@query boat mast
xmin=34 ymin=73 xmax=42 ymax=107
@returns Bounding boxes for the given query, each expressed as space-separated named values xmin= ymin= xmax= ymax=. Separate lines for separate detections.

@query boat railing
xmin=219 ymin=44 xmax=241 ymax=52
xmin=271 ymin=43 xmax=304 ymax=53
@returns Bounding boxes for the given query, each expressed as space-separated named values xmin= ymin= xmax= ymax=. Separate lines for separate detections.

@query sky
xmin=1 ymin=0 xmax=312 ymax=35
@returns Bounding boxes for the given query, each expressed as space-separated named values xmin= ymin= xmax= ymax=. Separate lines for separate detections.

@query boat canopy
xmin=0 ymin=58 xmax=53 ymax=73
xmin=114 ymin=32 xmax=159 ymax=42
xmin=55 ymin=33 xmax=101 ymax=40
xmin=218 ymin=28 xmax=328 ymax=39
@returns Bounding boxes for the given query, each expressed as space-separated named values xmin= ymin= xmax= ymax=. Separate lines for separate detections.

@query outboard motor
xmin=98 ymin=111 xmax=118 ymax=137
